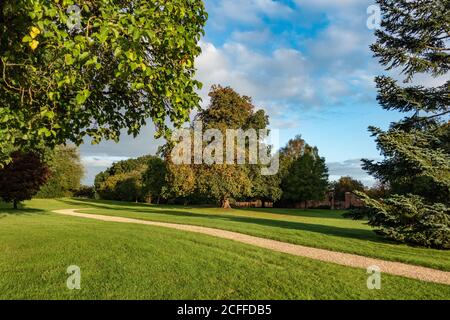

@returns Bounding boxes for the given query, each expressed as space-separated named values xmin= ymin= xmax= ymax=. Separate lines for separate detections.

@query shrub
xmin=73 ymin=186 xmax=95 ymax=199
xmin=0 ymin=151 xmax=50 ymax=208
xmin=360 ymin=194 xmax=450 ymax=249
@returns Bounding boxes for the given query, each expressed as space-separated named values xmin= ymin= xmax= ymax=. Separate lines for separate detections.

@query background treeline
xmin=93 ymin=86 xmax=373 ymax=208
xmin=35 ymin=145 xmax=84 ymax=198
xmin=0 ymin=145 xmax=89 ymax=207
xmin=94 ymin=155 xmax=155 ymax=203
xmin=94 ymin=137 xmax=330 ymax=207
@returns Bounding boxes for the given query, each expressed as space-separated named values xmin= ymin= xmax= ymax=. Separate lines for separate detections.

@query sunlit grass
xmin=0 ymin=205 xmax=449 ymax=299
xmin=21 ymin=198 xmax=450 ymax=271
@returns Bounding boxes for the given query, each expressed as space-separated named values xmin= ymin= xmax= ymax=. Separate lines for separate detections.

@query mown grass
xmin=20 ymin=198 xmax=450 ymax=271
xmin=0 ymin=206 xmax=449 ymax=300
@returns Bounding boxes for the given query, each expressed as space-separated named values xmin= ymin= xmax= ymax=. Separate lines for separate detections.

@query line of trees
xmin=0 ymin=145 xmax=86 ymax=207
xmin=94 ymin=155 xmax=155 ymax=203
xmin=94 ymin=86 xmax=331 ymax=208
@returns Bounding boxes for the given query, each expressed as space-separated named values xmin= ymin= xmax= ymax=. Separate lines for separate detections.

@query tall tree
xmin=196 ymin=86 xmax=270 ymax=208
xmin=0 ymin=151 xmax=50 ymax=208
xmin=278 ymin=135 xmax=317 ymax=176
xmin=281 ymin=151 xmax=329 ymax=208
xmin=164 ymin=85 xmax=275 ymax=208
xmin=36 ymin=145 xmax=84 ymax=198
xmin=142 ymin=157 xmax=167 ymax=204
xmin=0 ymin=0 xmax=207 ymax=164
xmin=359 ymin=0 xmax=450 ymax=249
xmin=162 ymin=160 xmax=197 ymax=202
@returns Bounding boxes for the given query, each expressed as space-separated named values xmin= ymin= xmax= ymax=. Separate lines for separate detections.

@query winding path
xmin=53 ymin=209 xmax=450 ymax=286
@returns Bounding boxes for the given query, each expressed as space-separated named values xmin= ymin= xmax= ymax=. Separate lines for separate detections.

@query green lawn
xmin=0 ymin=199 xmax=449 ymax=300
xmin=22 ymin=198 xmax=450 ymax=271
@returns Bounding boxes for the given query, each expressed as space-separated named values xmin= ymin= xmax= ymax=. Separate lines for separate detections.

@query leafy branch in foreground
xmin=0 ymin=0 xmax=207 ymax=164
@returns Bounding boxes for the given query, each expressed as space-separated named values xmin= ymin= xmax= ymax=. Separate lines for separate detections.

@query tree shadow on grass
xmin=59 ymin=199 xmax=390 ymax=244
xmin=0 ymin=203 xmax=46 ymax=219
xmin=63 ymin=197 xmax=202 ymax=210
xmin=238 ymin=207 xmax=350 ymax=220
xmin=63 ymin=198 xmax=347 ymax=219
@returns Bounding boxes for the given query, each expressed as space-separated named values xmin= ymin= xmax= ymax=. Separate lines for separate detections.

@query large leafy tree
xmin=281 ymin=150 xmax=329 ymax=208
xmin=36 ymin=145 xmax=84 ymax=198
xmin=162 ymin=160 xmax=197 ymax=202
xmin=142 ymin=157 xmax=167 ymax=204
xmin=278 ymin=135 xmax=326 ymax=205
xmin=0 ymin=0 xmax=207 ymax=164
xmin=196 ymin=86 xmax=273 ymax=208
xmin=164 ymin=86 xmax=276 ymax=208
xmin=359 ymin=0 xmax=450 ymax=249
xmin=0 ymin=151 xmax=50 ymax=208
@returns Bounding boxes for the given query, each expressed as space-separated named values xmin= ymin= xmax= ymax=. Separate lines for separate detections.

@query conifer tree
xmin=359 ymin=0 xmax=450 ymax=249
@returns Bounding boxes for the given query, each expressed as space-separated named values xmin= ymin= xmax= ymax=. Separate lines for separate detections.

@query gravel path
xmin=53 ymin=209 xmax=450 ymax=285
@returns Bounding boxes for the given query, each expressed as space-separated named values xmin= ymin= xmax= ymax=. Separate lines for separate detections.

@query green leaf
xmin=22 ymin=35 xmax=32 ymax=43
xmin=65 ymin=54 xmax=74 ymax=65
xmin=114 ymin=47 xmax=122 ymax=57
xmin=79 ymin=52 xmax=89 ymax=61
xmin=76 ymin=89 xmax=90 ymax=105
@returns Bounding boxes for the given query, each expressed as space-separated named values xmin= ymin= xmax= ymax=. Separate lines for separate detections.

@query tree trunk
xmin=13 ymin=200 xmax=18 ymax=209
xmin=157 ymin=196 xmax=160 ymax=205
xmin=221 ymin=199 xmax=231 ymax=209
xmin=304 ymin=200 xmax=308 ymax=209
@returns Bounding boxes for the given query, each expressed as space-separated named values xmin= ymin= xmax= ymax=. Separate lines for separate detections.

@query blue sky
xmin=80 ymin=0 xmax=405 ymax=186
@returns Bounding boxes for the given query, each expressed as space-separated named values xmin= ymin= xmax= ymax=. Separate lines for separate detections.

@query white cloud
xmin=196 ymin=41 xmax=316 ymax=108
xmin=320 ymin=77 xmax=349 ymax=99
xmin=231 ymin=28 xmax=273 ymax=44
xmin=81 ymin=156 xmax=129 ymax=168
xmin=309 ymin=26 xmax=366 ymax=58
xmin=327 ymin=159 xmax=377 ymax=186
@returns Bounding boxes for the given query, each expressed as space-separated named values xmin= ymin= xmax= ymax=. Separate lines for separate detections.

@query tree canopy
xmin=95 ymin=155 xmax=154 ymax=202
xmin=142 ymin=157 xmax=167 ymax=204
xmin=0 ymin=151 xmax=50 ymax=208
xmin=36 ymin=145 xmax=84 ymax=198
xmin=0 ymin=0 xmax=207 ymax=164
xmin=163 ymin=85 xmax=276 ymax=208
xmin=195 ymin=86 xmax=270 ymax=208
xmin=281 ymin=151 xmax=329 ymax=207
